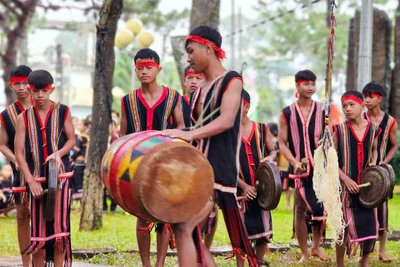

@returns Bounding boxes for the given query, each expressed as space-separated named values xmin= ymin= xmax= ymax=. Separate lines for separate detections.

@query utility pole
xmin=230 ymin=0 xmax=235 ymax=70
xmin=55 ymin=44 xmax=63 ymax=103
xmin=357 ymin=0 xmax=373 ymax=91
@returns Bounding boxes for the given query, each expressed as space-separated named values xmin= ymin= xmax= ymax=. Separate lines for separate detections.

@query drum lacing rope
xmin=313 ymin=0 xmax=346 ymax=246
xmin=321 ymin=0 xmax=336 ymax=157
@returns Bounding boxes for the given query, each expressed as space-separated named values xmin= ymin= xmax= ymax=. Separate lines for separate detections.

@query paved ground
xmin=0 ymin=256 xmax=116 ymax=267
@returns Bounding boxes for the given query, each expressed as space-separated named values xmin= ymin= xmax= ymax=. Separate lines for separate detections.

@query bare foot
xmin=298 ymin=254 xmax=309 ymax=263
xmin=379 ymin=253 xmax=393 ymax=262
xmin=311 ymin=249 xmax=331 ymax=261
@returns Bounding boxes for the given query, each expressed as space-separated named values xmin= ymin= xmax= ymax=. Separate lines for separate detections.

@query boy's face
xmin=30 ymin=88 xmax=54 ymax=106
xmin=186 ymin=42 xmax=208 ymax=74
xmin=342 ymin=99 xmax=364 ymax=120
xmin=2 ymin=164 xmax=12 ymax=179
xmin=10 ymin=80 xmax=30 ymax=100
xmin=296 ymin=80 xmax=316 ymax=99
xmin=364 ymin=94 xmax=382 ymax=110
xmin=184 ymin=69 xmax=204 ymax=94
xmin=135 ymin=59 xmax=161 ymax=84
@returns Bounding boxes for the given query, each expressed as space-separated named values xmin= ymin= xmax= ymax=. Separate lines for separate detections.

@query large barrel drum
xmin=102 ymin=131 xmax=214 ymax=223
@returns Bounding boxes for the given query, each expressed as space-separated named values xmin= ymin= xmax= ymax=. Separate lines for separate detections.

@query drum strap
xmin=162 ymin=88 xmax=179 ymax=130
xmin=127 ymin=90 xmax=141 ymax=132
xmin=365 ymin=124 xmax=378 ymax=169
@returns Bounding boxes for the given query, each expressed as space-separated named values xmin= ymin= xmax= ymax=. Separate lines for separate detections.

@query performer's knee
xmin=15 ymin=204 xmax=30 ymax=223
xmin=136 ymin=218 xmax=153 ymax=234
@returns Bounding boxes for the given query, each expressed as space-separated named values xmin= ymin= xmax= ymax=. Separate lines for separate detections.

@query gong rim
xmin=359 ymin=166 xmax=391 ymax=208
xmin=380 ymin=163 xmax=395 ymax=197
xmin=256 ymin=162 xmax=282 ymax=211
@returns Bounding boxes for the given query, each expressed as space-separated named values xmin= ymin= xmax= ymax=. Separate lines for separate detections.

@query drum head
xmin=138 ymin=141 xmax=214 ymax=223
xmin=380 ymin=163 xmax=395 ymax=197
xmin=359 ymin=166 xmax=391 ymax=208
xmin=44 ymin=159 xmax=58 ymax=221
xmin=255 ymin=162 xmax=282 ymax=210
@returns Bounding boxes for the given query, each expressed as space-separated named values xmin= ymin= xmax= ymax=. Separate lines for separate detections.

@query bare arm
xmin=277 ymin=114 xmax=297 ymax=166
xmin=190 ymin=78 xmax=243 ymax=140
xmin=383 ymin=121 xmax=398 ymax=163
xmin=15 ymin=115 xmax=33 ymax=183
xmin=0 ymin=122 xmax=17 ymax=165
xmin=55 ymin=110 xmax=76 ymax=159
xmin=264 ymin=131 xmax=277 ymax=161
xmin=15 ymin=115 xmax=44 ymax=198
xmin=334 ymin=132 xmax=359 ymax=193
xmin=120 ymin=102 xmax=127 ymax=137
xmin=173 ymin=98 xmax=185 ymax=130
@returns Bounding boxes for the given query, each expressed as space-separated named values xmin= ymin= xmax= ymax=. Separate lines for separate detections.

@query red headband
xmin=29 ymin=84 xmax=53 ymax=91
xmin=135 ymin=61 xmax=160 ymax=68
xmin=297 ymin=79 xmax=315 ymax=85
xmin=10 ymin=76 xmax=28 ymax=84
xmin=185 ymin=70 xmax=205 ymax=78
xmin=186 ymin=35 xmax=226 ymax=59
xmin=243 ymin=99 xmax=249 ymax=105
xmin=341 ymin=95 xmax=363 ymax=105
xmin=371 ymin=92 xmax=381 ymax=98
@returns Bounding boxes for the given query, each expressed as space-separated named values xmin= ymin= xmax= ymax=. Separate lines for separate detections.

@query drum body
xmin=359 ymin=165 xmax=391 ymax=208
xmin=102 ymin=131 xmax=214 ymax=223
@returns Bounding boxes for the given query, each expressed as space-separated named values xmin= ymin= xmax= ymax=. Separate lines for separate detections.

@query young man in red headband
xmin=120 ymin=48 xmax=184 ymax=267
xmin=0 ymin=65 xmax=33 ymax=267
xmin=182 ymin=65 xmax=204 ymax=128
xmin=278 ymin=70 xmax=330 ymax=262
xmin=362 ymin=82 xmax=397 ymax=262
xmin=164 ymin=25 xmax=258 ymax=267
xmin=182 ymin=65 xmax=219 ymax=250
xmin=15 ymin=70 xmax=75 ymax=267
xmin=333 ymin=90 xmax=378 ymax=267
xmin=237 ymin=90 xmax=276 ymax=265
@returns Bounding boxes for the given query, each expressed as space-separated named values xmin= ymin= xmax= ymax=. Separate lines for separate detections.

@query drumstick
xmin=254 ymin=180 xmax=259 ymax=192
xmin=301 ymin=158 xmax=308 ymax=168
xmin=358 ymin=182 xmax=371 ymax=188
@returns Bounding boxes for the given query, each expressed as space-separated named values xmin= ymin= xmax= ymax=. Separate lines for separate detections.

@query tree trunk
xmin=391 ymin=1 xmax=400 ymax=123
xmin=171 ymin=35 xmax=187 ymax=90
xmin=371 ymin=8 xmax=391 ymax=112
xmin=190 ymin=0 xmax=220 ymax=31
xmin=350 ymin=8 xmax=391 ymax=112
xmin=79 ymin=0 xmax=123 ymax=231
xmin=0 ymin=0 xmax=39 ymax=105
xmin=171 ymin=0 xmax=221 ymax=88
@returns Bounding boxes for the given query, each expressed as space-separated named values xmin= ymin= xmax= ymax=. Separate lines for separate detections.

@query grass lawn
xmin=1 ymin=191 xmax=400 ymax=266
